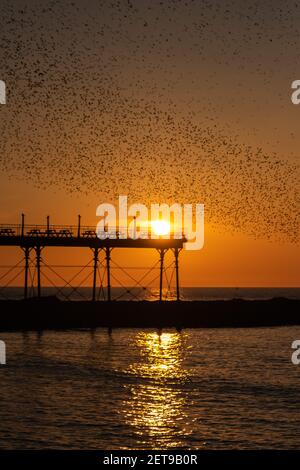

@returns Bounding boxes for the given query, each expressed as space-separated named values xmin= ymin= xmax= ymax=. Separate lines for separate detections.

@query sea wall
xmin=0 ymin=297 xmax=299 ymax=330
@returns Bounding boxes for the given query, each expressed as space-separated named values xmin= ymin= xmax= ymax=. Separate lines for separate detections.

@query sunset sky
xmin=0 ymin=0 xmax=299 ymax=287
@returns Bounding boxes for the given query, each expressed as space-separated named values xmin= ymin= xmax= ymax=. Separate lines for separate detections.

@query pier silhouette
xmin=0 ymin=214 xmax=185 ymax=301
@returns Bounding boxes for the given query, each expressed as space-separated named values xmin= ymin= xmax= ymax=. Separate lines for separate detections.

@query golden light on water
xmin=121 ymin=331 xmax=193 ymax=449
xmin=132 ymin=332 xmax=188 ymax=379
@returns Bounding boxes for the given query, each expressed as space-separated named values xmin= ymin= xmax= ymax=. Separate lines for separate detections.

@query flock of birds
xmin=0 ymin=0 xmax=299 ymax=243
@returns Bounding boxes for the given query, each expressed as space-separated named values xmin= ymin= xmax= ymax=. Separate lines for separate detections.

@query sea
xmin=0 ymin=288 xmax=299 ymax=449
xmin=1 ymin=286 xmax=300 ymax=301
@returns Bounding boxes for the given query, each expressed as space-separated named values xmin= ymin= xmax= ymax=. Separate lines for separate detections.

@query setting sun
xmin=151 ymin=220 xmax=170 ymax=236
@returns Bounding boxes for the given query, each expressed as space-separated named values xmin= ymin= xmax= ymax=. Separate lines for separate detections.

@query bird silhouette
xmin=0 ymin=0 xmax=299 ymax=243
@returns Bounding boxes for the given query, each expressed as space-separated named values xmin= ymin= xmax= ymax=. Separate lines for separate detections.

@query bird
xmin=0 ymin=0 xmax=299 ymax=243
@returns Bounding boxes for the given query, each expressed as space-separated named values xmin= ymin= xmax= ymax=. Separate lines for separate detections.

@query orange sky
xmin=0 ymin=1 xmax=299 ymax=288
xmin=0 ymin=179 xmax=298 ymax=287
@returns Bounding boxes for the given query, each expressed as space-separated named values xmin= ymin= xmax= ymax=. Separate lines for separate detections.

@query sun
xmin=151 ymin=219 xmax=171 ymax=236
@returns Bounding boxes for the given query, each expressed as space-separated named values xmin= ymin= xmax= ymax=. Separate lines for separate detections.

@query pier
xmin=0 ymin=216 xmax=299 ymax=331
xmin=0 ymin=215 xmax=186 ymax=301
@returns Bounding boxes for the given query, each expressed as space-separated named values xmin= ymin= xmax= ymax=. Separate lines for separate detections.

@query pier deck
xmin=0 ymin=223 xmax=185 ymax=248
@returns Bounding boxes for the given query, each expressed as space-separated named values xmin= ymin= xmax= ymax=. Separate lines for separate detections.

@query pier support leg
xmin=23 ymin=247 xmax=30 ymax=300
xmin=106 ymin=247 xmax=111 ymax=301
xmin=159 ymin=249 xmax=166 ymax=302
xmin=35 ymin=246 xmax=42 ymax=298
xmin=174 ymin=248 xmax=181 ymax=301
xmin=92 ymin=247 xmax=99 ymax=301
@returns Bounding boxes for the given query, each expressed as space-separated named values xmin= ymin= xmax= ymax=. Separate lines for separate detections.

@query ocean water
xmin=1 ymin=286 xmax=300 ymax=301
xmin=0 ymin=327 xmax=300 ymax=449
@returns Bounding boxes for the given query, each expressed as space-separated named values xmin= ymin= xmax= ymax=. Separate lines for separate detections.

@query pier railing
xmin=0 ymin=224 xmax=184 ymax=240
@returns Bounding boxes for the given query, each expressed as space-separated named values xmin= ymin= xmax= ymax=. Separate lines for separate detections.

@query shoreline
xmin=0 ymin=297 xmax=299 ymax=331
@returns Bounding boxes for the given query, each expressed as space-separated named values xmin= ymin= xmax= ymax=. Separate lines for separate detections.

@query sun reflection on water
xmin=129 ymin=332 xmax=189 ymax=380
xmin=121 ymin=331 xmax=193 ymax=449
